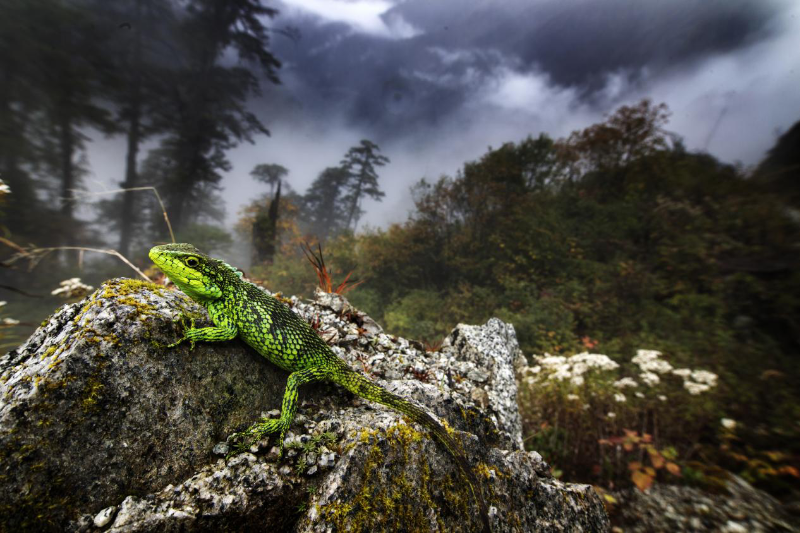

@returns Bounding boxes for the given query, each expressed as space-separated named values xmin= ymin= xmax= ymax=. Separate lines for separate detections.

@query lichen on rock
xmin=0 ymin=278 xmax=609 ymax=532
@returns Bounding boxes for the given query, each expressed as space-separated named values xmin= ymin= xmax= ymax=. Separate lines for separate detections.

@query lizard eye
xmin=186 ymin=257 xmax=199 ymax=268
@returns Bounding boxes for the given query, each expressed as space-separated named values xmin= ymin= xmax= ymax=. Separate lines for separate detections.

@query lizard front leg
xmin=233 ymin=366 xmax=328 ymax=456
xmin=169 ymin=301 xmax=237 ymax=349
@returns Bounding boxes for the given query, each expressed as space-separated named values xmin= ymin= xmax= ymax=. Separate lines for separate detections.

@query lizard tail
xmin=334 ymin=369 xmax=492 ymax=533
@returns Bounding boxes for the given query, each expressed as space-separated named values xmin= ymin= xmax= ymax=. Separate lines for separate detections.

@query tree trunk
xmin=118 ymin=22 xmax=143 ymax=257
xmin=346 ymin=173 xmax=364 ymax=232
xmin=265 ymin=179 xmax=281 ymax=262
xmin=252 ymin=180 xmax=281 ymax=264
xmin=59 ymin=113 xmax=75 ymax=223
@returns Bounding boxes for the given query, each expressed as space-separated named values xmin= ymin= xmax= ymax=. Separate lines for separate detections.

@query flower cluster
xmin=671 ymin=367 xmax=718 ymax=395
xmin=613 ymin=377 xmax=638 ymax=389
xmin=524 ymin=347 xmax=719 ymax=400
xmin=52 ymin=278 xmax=94 ymax=299
xmin=631 ymin=349 xmax=675 ymax=388
xmin=528 ymin=352 xmax=619 ymax=387
xmin=632 ymin=349 xmax=674 ymax=374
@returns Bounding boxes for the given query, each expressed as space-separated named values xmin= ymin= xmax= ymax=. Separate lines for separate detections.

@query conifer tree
xmin=340 ymin=140 xmax=389 ymax=231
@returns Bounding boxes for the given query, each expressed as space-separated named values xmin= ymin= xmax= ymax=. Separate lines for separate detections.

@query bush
xmin=518 ymin=348 xmax=722 ymax=489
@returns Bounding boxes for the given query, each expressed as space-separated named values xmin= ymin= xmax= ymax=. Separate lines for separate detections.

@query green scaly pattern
xmin=149 ymin=243 xmax=491 ymax=532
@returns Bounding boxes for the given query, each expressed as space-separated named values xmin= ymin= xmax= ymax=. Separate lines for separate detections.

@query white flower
xmin=635 ymin=392 xmax=645 ymax=399
xmin=571 ymin=361 xmax=589 ymax=376
xmin=658 ymin=395 xmax=667 ymax=402
xmin=635 ymin=349 xmax=662 ymax=360
xmin=691 ymin=370 xmax=718 ymax=386
xmin=583 ymin=403 xmax=590 ymax=410
xmin=721 ymin=418 xmax=737 ymax=430
xmin=614 ymin=393 xmax=626 ymax=403
xmin=529 ymin=366 xmax=541 ymax=374
xmin=538 ymin=355 xmax=567 ymax=367
xmin=571 ymin=352 xmax=619 ymax=371
xmin=613 ymin=377 xmax=638 ymax=389
xmin=2 ymin=318 xmax=19 ymax=325
xmin=0 ymin=301 xmax=6 ymax=307
xmin=632 ymin=349 xmax=673 ymax=374
xmin=549 ymin=365 xmax=572 ymax=381
xmin=672 ymin=368 xmax=692 ymax=378
xmin=684 ymin=381 xmax=711 ymax=395
xmin=640 ymin=372 xmax=660 ymax=387
xmin=536 ymin=351 xmax=619 ymax=385
xmin=607 ymin=412 xmax=616 ymax=418
xmin=566 ymin=394 xmax=580 ymax=401
xmin=0 ymin=179 xmax=10 ymax=194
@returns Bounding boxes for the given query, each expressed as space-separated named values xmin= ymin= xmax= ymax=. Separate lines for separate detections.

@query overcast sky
xmin=91 ymin=0 xmax=800 ymax=230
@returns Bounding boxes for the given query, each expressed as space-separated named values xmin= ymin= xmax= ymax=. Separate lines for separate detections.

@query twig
xmin=71 ymin=186 xmax=176 ymax=243
xmin=0 ymin=284 xmax=44 ymax=298
xmin=0 ymin=236 xmax=27 ymax=254
xmin=8 ymin=246 xmax=151 ymax=282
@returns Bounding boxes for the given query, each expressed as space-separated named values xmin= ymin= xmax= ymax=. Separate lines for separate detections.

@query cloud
xmin=279 ymin=0 xmax=421 ymax=39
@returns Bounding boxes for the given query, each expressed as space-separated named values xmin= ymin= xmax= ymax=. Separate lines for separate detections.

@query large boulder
xmin=611 ymin=474 xmax=798 ymax=532
xmin=0 ymin=278 xmax=609 ymax=532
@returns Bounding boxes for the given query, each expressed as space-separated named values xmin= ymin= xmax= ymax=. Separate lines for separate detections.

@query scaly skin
xmin=149 ymin=243 xmax=491 ymax=532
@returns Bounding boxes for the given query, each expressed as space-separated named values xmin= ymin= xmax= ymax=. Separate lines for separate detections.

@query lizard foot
xmin=227 ymin=418 xmax=289 ymax=459
xmin=167 ymin=312 xmax=196 ymax=350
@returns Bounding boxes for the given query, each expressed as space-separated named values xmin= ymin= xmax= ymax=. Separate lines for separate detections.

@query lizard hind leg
xmin=231 ymin=366 xmax=329 ymax=457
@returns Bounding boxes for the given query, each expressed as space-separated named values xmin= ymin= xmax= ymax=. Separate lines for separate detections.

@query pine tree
xmin=150 ymin=0 xmax=282 ymax=234
xmin=340 ymin=140 xmax=389 ymax=231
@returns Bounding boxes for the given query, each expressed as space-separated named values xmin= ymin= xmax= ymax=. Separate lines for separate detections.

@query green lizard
xmin=149 ymin=243 xmax=491 ymax=532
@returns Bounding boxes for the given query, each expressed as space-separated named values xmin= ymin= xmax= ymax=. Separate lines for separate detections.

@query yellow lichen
xmin=318 ymin=421 xmax=474 ymax=532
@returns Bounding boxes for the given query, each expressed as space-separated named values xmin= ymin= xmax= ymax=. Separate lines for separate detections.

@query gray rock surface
xmin=0 ymin=278 xmax=610 ymax=532
xmin=611 ymin=475 xmax=798 ymax=532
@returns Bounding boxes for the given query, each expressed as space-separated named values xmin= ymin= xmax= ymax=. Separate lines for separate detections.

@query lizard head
xmin=149 ymin=243 xmax=225 ymax=303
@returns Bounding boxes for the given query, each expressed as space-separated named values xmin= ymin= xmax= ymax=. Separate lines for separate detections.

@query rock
xmin=0 ymin=278 xmax=609 ymax=532
xmin=612 ymin=474 xmax=798 ymax=532
xmin=443 ymin=318 xmax=526 ymax=450
xmin=313 ymin=288 xmax=351 ymax=314
xmin=0 ymin=279 xmax=326 ymax=531
xmin=211 ymin=442 xmax=229 ymax=456
xmin=94 ymin=506 xmax=116 ymax=528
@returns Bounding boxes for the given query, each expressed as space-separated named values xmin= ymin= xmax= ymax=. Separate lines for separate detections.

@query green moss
xmin=73 ymin=278 xmax=168 ymax=329
xmin=106 ymin=278 xmax=166 ymax=297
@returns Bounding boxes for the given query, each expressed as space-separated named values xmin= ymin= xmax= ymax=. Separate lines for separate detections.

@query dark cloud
xmin=397 ymin=0 xmax=778 ymax=87
xmin=266 ymin=0 xmax=784 ymax=135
